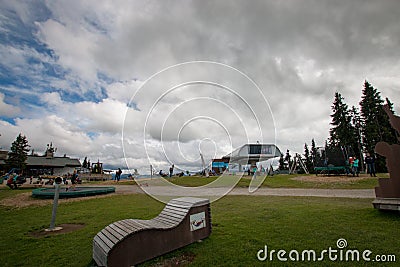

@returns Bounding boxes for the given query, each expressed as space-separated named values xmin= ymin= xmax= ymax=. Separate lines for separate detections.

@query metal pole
xmin=200 ymin=153 xmax=209 ymax=177
xmin=150 ymin=165 xmax=153 ymax=179
xmin=49 ymin=184 xmax=60 ymax=230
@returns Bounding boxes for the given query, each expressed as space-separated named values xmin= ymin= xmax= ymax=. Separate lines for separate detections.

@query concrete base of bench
xmin=93 ymin=197 xmax=211 ymax=267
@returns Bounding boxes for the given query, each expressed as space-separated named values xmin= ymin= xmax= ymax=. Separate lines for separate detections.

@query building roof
xmin=223 ymin=144 xmax=282 ymax=158
xmin=222 ymin=143 xmax=282 ymax=164
xmin=26 ymin=156 xmax=81 ymax=168
xmin=0 ymin=149 xmax=81 ymax=168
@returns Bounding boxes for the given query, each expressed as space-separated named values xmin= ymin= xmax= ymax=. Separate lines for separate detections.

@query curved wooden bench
xmin=93 ymin=197 xmax=211 ymax=267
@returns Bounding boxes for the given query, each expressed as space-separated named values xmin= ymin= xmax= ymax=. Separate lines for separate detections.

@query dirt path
xmin=109 ymin=184 xmax=375 ymax=198
xmin=0 ymin=183 xmax=375 ymax=208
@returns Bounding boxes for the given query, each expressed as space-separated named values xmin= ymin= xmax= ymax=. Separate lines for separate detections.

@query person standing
xmin=116 ymin=168 xmax=122 ymax=182
xmin=345 ymin=158 xmax=351 ymax=176
xmin=169 ymin=164 xmax=174 ymax=177
xmin=365 ymin=153 xmax=376 ymax=177
xmin=67 ymin=170 xmax=78 ymax=191
xmin=349 ymin=157 xmax=354 ymax=175
xmin=352 ymin=156 xmax=359 ymax=177
xmin=6 ymin=173 xmax=15 ymax=189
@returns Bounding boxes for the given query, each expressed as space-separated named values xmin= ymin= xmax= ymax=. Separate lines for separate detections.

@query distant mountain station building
xmin=25 ymin=154 xmax=81 ymax=177
xmin=27 ymin=144 xmax=81 ymax=176
xmin=0 ymin=143 xmax=81 ymax=177
xmin=212 ymin=143 xmax=282 ymax=173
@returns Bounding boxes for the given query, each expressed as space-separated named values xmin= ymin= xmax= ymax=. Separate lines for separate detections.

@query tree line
xmin=302 ymin=81 xmax=398 ymax=173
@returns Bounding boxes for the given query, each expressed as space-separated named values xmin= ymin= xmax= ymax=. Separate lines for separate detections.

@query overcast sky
xmin=1 ymin=0 xmax=400 ymax=173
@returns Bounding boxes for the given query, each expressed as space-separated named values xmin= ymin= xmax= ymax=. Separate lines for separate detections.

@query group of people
xmin=4 ymin=169 xmax=80 ymax=190
xmin=347 ymin=156 xmax=360 ymax=176
xmin=159 ymin=164 xmax=175 ymax=178
xmin=365 ymin=153 xmax=377 ymax=177
xmin=6 ymin=172 xmax=19 ymax=189
xmin=346 ymin=152 xmax=376 ymax=177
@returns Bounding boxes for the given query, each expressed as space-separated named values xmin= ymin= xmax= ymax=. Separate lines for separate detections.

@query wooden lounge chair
xmin=93 ymin=197 xmax=211 ymax=266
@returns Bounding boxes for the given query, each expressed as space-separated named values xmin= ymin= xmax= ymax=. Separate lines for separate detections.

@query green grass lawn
xmin=0 ymin=188 xmax=398 ymax=266
xmin=166 ymin=173 xmax=383 ymax=189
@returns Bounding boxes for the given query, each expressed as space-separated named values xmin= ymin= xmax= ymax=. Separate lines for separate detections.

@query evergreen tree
xmin=82 ymin=157 xmax=88 ymax=169
xmin=328 ymin=92 xmax=366 ymax=170
xmin=385 ymin=97 xmax=400 ymax=141
xmin=311 ymin=138 xmax=318 ymax=168
xmin=303 ymin=143 xmax=313 ymax=173
xmin=359 ymin=81 xmax=397 ymax=172
xmin=360 ymin=81 xmax=383 ymax=151
xmin=5 ymin=133 xmax=30 ymax=171
xmin=349 ymin=106 xmax=363 ymax=169
xmin=329 ymin=92 xmax=358 ymax=150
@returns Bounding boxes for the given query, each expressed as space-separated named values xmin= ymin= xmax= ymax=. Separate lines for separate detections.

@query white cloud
xmin=42 ymin=92 xmax=63 ymax=106
xmin=105 ymin=80 xmax=143 ymax=103
xmin=36 ymin=19 xmax=100 ymax=82
xmin=0 ymin=93 xmax=20 ymax=117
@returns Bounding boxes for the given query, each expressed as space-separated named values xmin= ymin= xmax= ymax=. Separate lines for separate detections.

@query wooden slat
xmin=165 ymin=204 xmax=190 ymax=213
xmin=161 ymin=210 xmax=187 ymax=220
xmin=101 ymin=228 xmax=119 ymax=244
xmin=114 ymin=221 xmax=136 ymax=234
xmin=162 ymin=208 xmax=188 ymax=217
xmin=108 ymin=223 xmax=129 ymax=237
xmin=161 ymin=206 xmax=189 ymax=215
xmin=103 ymin=224 xmax=125 ymax=240
xmin=124 ymin=220 xmax=149 ymax=231
xmin=93 ymin=242 xmax=107 ymax=267
xmin=167 ymin=202 xmax=191 ymax=208
xmin=116 ymin=220 xmax=138 ymax=233
xmin=113 ymin=221 xmax=134 ymax=234
xmin=96 ymin=231 xmax=114 ymax=250
xmin=153 ymin=217 xmax=178 ymax=227
xmin=156 ymin=213 xmax=183 ymax=224
xmin=168 ymin=200 xmax=194 ymax=207
xmin=94 ymin=235 xmax=110 ymax=254
xmin=131 ymin=219 xmax=158 ymax=229
xmin=138 ymin=220 xmax=161 ymax=229
xmin=122 ymin=219 xmax=146 ymax=231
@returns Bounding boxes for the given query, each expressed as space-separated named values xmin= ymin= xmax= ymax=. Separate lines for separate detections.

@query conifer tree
xmin=82 ymin=157 xmax=88 ymax=169
xmin=303 ymin=143 xmax=313 ymax=173
xmin=349 ymin=106 xmax=363 ymax=168
xmin=6 ymin=133 xmax=30 ymax=171
xmin=359 ymin=81 xmax=397 ymax=172
xmin=329 ymin=92 xmax=357 ymax=148
xmin=311 ymin=138 xmax=318 ymax=168
xmin=328 ymin=92 xmax=361 ymax=167
xmin=383 ymin=97 xmax=399 ymax=144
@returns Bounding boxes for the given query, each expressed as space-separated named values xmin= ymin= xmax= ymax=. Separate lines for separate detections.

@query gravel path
xmin=104 ymin=184 xmax=375 ymax=199
xmin=0 ymin=184 xmax=375 ymax=208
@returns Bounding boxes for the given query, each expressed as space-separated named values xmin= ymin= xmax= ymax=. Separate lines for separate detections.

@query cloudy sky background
xmin=1 ymin=0 xmax=400 ymax=173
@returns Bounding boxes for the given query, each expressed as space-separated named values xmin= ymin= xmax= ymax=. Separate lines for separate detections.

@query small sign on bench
xmin=190 ymin=211 xmax=206 ymax=231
